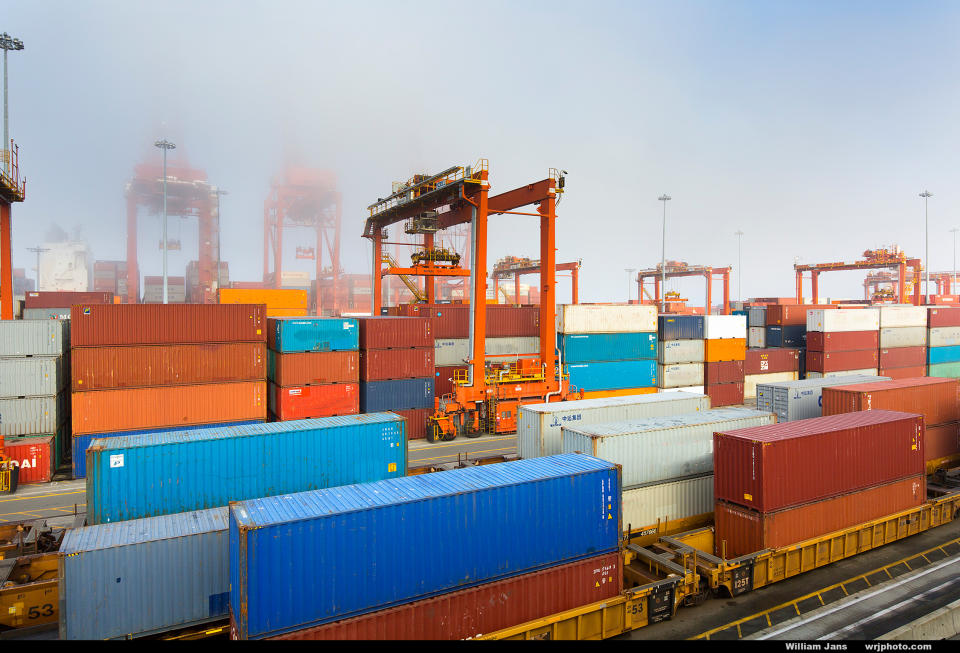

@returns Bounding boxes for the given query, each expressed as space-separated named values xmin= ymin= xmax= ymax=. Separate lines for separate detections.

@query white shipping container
xmin=518 ymin=392 xmax=710 ymax=458
xmin=703 ymin=315 xmax=746 ymax=339
xmin=660 ymin=385 xmax=705 ymax=394
xmin=555 ymin=304 xmax=657 ymax=334
xmin=747 ymin=327 xmax=766 ymax=349
xmin=879 ymin=327 xmax=927 ymax=348
xmin=562 ymin=407 xmax=776 ymax=488
xmin=928 ymin=327 xmax=960 ymax=348
xmin=807 ymin=308 xmax=880 ymax=333
xmin=0 ymin=356 xmax=66 ymax=398
xmin=743 ymin=371 xmax=799 ymax=399
xmin=622 ymin=475 xmax=714 ymax=533
xmin=879 ymin=305 xmax=928 ymax=328
xmin=0 ymin=320 xmax=70 ymax=357
xmin=434 ymin=337 xmax=540 ymax=366
xmin=658 ymin=363 xmax=704 ymax=388
xmin=806 ymin=368 xmax=879 ymax=378
xmin=658 ymin=339 xmax=704 ymax=364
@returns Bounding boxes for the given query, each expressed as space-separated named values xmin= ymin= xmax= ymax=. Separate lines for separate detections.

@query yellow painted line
xmin=410 ymin=446 xmax=515 ymax=464
xmin=0 ymin=489 xmax=85 ymax=503
xmin=408 ymin=437 xmax=514 ymax=453
xmin=0 ymin=511 xmax=47 ymax=519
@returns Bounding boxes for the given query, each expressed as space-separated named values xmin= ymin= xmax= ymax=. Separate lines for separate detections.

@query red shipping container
xmin=744 ymin=348 xmax=800 ymax=375
xmin=714 ymin=475 xmax=926 ymax=558
xmin=806 ymin=330 xmax=879 ymax=353
xmin=270 ymin=351 xmax=358 ymax=386
xmin=879 ymin=366 xmax=929 ymax=380
xmin=392 ymin=408 xmax=432 ymax=440
xmin=706 ymin=382 xmax=745 ymax=407
xmin=3 ymin=436 xmax=55 ymax=484
xmin=401 ymin=304 xmax=469 ymax=339
xmin=765 ymin=304 xmax=834 ymax=326
xmin=704 ymin=361 xmax=745 ymax=385
xmin=401 ymin=304 xmax=541 ymax=338
xmin=433 ymin=365 xmax=466 ymax=398
xmin=925 ymin=422 xmax=960 ymax=467
xmin=267 ymin=551 xmax=621 ymax=641
xmin=714 ymin=410 xmax=925 ymax=513
xmin=72 ymin=381 xmax=267 ymax=435
xmin=928 ymin=307 xmax=960 ymax=328
xmin=70 ymin=304 xmax=267 ymax=346
xmin=751 ymin=297 xmax=798 ymax=306
xmin=268 ymin=382 xmax=359 ymax=420
xmin=26 ymin=291 xmax=114 ymax=308
xmin=358 ymin=316 xmax=433 ymax=349
xmin=806 ymin=349 xmax=879 ymax=373
xmin=359 ymin=347 xmax=434 ymax=381
xmin=878 ymin=347 xmax=927 ymax=369
xmin=71 ymin=342 xmax=266 ymax=391
xmin=822 ymin=377 xmax=959 ymax=427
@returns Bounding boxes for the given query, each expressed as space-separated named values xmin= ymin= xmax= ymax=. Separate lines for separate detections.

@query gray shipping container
xmin=22 ymin=308 xmax=71 ymax=320
xmin=622 ymin=474 xmax=714 ymax=533
xmin=0 ymin=320 xmax=69 ymax=356
xmin=518 ymin=392 xmax=710 ymax=458
xmin=748 ymin=306 xmax=767 ymax=328
xmin=0 ymin=393 xmax=69 ymax=436
xmin=658 ymin=340 xmax=705 ymax=364
xmin=562 ymin=407 xmax=775 ymax=488
xmin=0 ymin=356 xmax=66 ymax=398
xmin=58 ymin=507 xmax=229 ymax=640
xmin=434 ymin=337 xmax=540 ymax=367
xmin=755 ymin=375 xmax=890 ymax=422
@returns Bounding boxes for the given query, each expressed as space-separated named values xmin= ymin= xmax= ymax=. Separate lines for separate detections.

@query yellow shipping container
xmin=218 ymin=288 xmax=308 ymax=310
xmin=704 ymin=338 xmax=747 ymax=362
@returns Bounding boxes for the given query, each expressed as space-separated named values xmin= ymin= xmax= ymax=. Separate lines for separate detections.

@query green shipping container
xmin=928 ymin=362 xmax=960 ymax=378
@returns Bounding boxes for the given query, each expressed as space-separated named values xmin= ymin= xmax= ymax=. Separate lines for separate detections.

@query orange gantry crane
xmin=865 ymin=268 xmax=958 ymax=301
xmin=363 ymin=160 xmax=571 ymax=441
xmin=491 ymin=256 xmax=581 ymax=304
xmin=636 ymin=261 xmax=731 ymax=314
xmin=796 ymin=247 xmax=922 ymax=306
xmin=0 ymin=140 xmax=26 ymax=320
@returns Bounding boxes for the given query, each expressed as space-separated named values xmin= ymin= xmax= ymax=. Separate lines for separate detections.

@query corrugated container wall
xmin=268 ymin=382 xmax=359 ymax=420
xmin=745 ymin=348 xmax=800 ymax=375
xmin=219 ymin=288 xmax=307 ymax=309
xmin=267 ymin=350 xmax=358 ymax=386
xmin=566 ymin=360 xmax=657 ymax=392
xmin=556 ymin=304 xmax=657 ymax=334
xmin=747 ymin=307 xmax=767 ymax=327
xmin=821 ymin=378 xmax=959 ymax=426
xmin=0 ymin=394 xmax=67 ymax=436
xmin=658 ymin=363 xmax=704 ymax=388
xmin=928 ymin=308 xmax=960 ymax=328
xmin=879 ymin=327 xmax=927 ymax=348
xmin=928 ymin=327 xmax=960 ymax=348
xmin=4 ymin=436 xmax=56 ymax=484
xmin=658 ymin=315 xmax=704 ymax=341
xmin=357 ymin=316 xmax=433 ymax=349
xmin=705 ymin=360 xmax=745 ymax=385
xmin=434 ymin=337 xmax=540 ymax=367
xmin=703 ymin=316 xmax=747 ymax=339
xmin=806 ymin=369 xmax=881 ymax=379
xmin=755 ymin=375 xmax=890 ymax=422
xmin=267 ymin=317 xmax=358 ymax=352
xmin=359 ymin=377 xmax=434 ymax=412
xmin=559 ymin=332 xmax=657 ymax=363
xmin=0 ymin=319 xmax=69 ymax=356
xmin=879 ymin=305 xmax=927 ymax=328
xmin=0 ymin=357 xmax=66 ymax=397
xmin=659 ymin=340 xmax=705 ymax=364
xmin=765 ymin=325 xmax=806 ymax=348
xmin=705 ymin=382 xmax=746 ymax=408
xmin=623 ymin=475 xmax=714 ymax=533
xmin=25 ymin=291 xmax=114 ymax=308
xmin=807 ymin=308 xmax=879 ymax=333
xmin=70 ymin=304 xmax=265 ymax=346
xmin=359 ymin=348 xmax=433 ymax=381
xmin=806 ymin=331 xmax=879 ymax=352
xmin=929 ymin=346 xmax=960 ymax=365
xmin=767 ymin=304 xmax=834 ymax=326
xmin=391 ymin=407 xmax=432 ymax=440
xmin=744 ymin=372 xmax=798 ymax=400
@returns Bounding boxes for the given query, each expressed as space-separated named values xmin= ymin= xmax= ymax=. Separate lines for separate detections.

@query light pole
xmin=658 ymin=194 xmax=671 ymax=313
xmin=951 ymin=227 xmax=959 ymax=297
xmin=26 ymin=245 xmax=49 ymax=289
xmin=625 ymin=268 xmax=635 ymax=303
xmin=920 ymin=190 xmax=933 ymax=304
xmin=154 ymin=139 xmax=176 ymax=304
xmin=0 ymin=32 xmax=25 ymax=175
xmin=214 ymin=188 xmax=228 ymax=292
xmin=735 ymin=230 xmax=744 ymax=302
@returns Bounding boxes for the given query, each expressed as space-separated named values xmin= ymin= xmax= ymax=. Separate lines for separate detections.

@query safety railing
xmin=0 ymin=140 xmax=26 ymax=201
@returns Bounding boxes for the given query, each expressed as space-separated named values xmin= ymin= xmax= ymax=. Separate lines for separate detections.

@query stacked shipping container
xmin=220 ymin=288 xmax=308 ymax=318
xmin=23 ymin=290 xmax=115 ymax=320
xmin=927 ymin=307 xmax=960 ymax=379
xmin=743 ymin=348 xmax=800 ymax=400
xmin=703 ymin=316 xmax=747 ymax=406
xmin=806 ymin=307 xmax=880 ymax=378
xmin=747 ymin=306 xmax=766 ymax=348
xmin=657 ymin=315 xmax=705 ymax=393
xmin=877 ymin=306 xmax=928 ymax=379
xmin=756 ymin=375 xmax=890 ymax=422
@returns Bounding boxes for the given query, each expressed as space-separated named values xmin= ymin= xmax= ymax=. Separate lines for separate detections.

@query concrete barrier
xmin=879 ymin=597 xmax=960 ymax=640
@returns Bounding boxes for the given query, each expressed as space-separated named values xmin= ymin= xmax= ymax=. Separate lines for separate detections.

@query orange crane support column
xmin=424 ymin=232 xmax=436 ymax=304
xmin=0 ymin=202 xmax=12 ymax=319
xmin=263 ymin=200 xmax=271 ymax=287
xmin=796 ymin=270 xmax=803 ymax=303
xmin=705 ymin=271 xmax=712 ymax=315
xmin=470 ymin=170 xmax=490 ymax=397
xmin=811 ymin=271 xmax=820 ymax=305
xmin=539 ymin=186 xmax=557 ymax=377
xmin=898 ymin=262 xmax=906 ymax=304
xmin=722 ymin=270 xmax=730 ymax=315
xmin=126 ymin=194 xmax=138 ymax=304
xmin=372 ymin=231 xmax=383 ymax=315
xmin=571 ymin=265 xmax=579 ymax=304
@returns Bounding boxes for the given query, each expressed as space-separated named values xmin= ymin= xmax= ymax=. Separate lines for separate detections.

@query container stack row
xmin=927 ymin=307 xmax=960 ymax=378
xmin=877 ymin=305 xmax=928 ymax=379
xmin=703 ymin=315 xmax=747 ymax=407
xmin=743 ymin=348 xmax=800 ymax=400
xmin=756 ymin=374 xmax=890 ymax=422
xmin=746 ymin=305 xmax=766 ymax=348
xmin=267 ymin=317 xmax=360 ymax=421
xmin=658 ymin=314 xmax=705 ymax=393
xmin=143 ymin=276 xmax=185 ymax=303
xmin=69 ymin=304 xmax=269 ymax=478
xmin=220 ymin=288 xmax=309 ymax=318
xmin=557 ymin=304 xmax=658 ymax=398
xmin=806 ymin=307 xmax=880 ymax=378
xmin=0 ymin=320 xmax=71 ymax=484
xmin=23 ymin=290 xmax=115 ymax=320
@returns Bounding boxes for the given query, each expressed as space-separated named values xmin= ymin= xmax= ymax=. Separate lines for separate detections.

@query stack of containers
xmin=747 ymin=306 xmax=767 ymax=349
xmin=23 ymin=291 xmax=115 ymax=320
xmin=433 ymin=335 xmax=539 ymax=399
xmin=766 ymin=304 xmax=831 ymax=349
xmin=556 ymin=305 xmax=658 ymax=398
xmin=220 ymin=288 xmax=309 ymax=318
xmin=143 ymin=276 xmax=185 ymax=303
xmin=743 ymin=348 xmax=801 ymax=400
xmin=703 ymin=315 xmax=747 ymax=407
xmin=69 ymin=304 xmax=268 ymax=478
xmin=877 ymin=306 xmax=928 ymax=379
xmin=267 ymin=317 xmax=360 ymax=422
xmin=713 ymin=410 xmax=927 ymax=557
xmin=0 ymin=320 xmax=71 ymax=483
xmin=756 ymin=375 xmax=890 ymax=422
xmin=806 ymin=307 xmax=880 ymax=378
xmin=358 ymin=317 xmax=434 ymax=439
xmin=927 ymin=307 xmax=960 ymax=378
xmin=657 ymin=315 xmax=704 ymax=393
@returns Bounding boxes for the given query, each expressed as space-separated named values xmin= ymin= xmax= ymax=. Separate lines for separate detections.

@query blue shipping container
xmin=359 ymin=377 xmax=434 ymax=411
xmin=271 ymin=317 xmax=358 ymax=352
xmin=658 ymin=315 xmax=705 ymax=341
xmin=566 ymin=359 xmax=657 ymax=392
xmin=86 ymin=413 xmax=406 ymax=524
xmin=766 ymin=325 xmax=806 ymax=348
xmin=928 ymin=345 xmax=960 ymax=365
xmin=70 ymin=420 xmax=263 ymax=479
xmin=229 ymin=454 xmax=621 ymax=639
xmin=59 ymin=507 xmax=229 ymax=640
xmin=558 ymin=332 xmax=657 ymax=363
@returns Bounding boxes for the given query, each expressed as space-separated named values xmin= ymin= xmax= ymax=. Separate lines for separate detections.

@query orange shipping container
xmin=578 ymin=387 xmax=659 ymax=400
xmin=219 ymin=288 xmax=308 ymax=310
xmin=704 ymin=338 xmax=746 ymax=363
xmin=72 ymin=381 xmax=267 ymax=435
xmin=269 ymin=351 xmax=358 ymax=386
xmin=925 ymin=422 xmax=960 ymax=473
xmin=266 ymin=308 xmax=309 ymax=317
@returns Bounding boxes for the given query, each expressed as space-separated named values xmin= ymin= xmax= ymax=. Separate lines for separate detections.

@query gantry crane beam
xmin=635 ymin=265 xmax=732 ymax=315
xmin=492 ymin=260 xmax=581 ymax=304
xmin=796 ymin=255 xmax=922 ymax=305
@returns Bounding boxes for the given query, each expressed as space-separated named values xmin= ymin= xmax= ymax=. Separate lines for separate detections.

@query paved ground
xmin=407 ymin=434 xmax=517 ymax=468
xmin=0 ymin=479 xmax=86 ymax=527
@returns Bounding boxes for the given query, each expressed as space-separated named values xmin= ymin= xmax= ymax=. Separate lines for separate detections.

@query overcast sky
xmin=5 ymin=0 xmax=959 ymax=305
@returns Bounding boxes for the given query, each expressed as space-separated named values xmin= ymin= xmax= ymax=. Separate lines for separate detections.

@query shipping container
xmin=359 ymin=377 xmax=434 ymax=412
xmin=391 ymin=407 xmax=432 ymax=440
xmin=22 ymin=307 xmax=71 ymax=320
xmin=703 ymin=316 xmax=747 ymax=340
xmin=879 ymin=365 xmax=928 ymax=380
xmin=747 ymin=307 xmax=767 ymax=328
xmin=658 ymin=339 xmax=705 ymax=364
xmin=434 ymin=337 xmax=540 ymax=367
xmin=704 ymin=360 xmax=745 ymax=385
xmin=658 ymin=315 xmax=704 ymax=341
xmin=218 ymin=288 xmax=307 ymax=309
xmin=563 ymin=407 xmax=774 ymax=488
xmin=485 ymin=305 xmax=541 ymax=337
xmin=879 ymin=326 xmax=927 ymax=348
xmin=744 ymin=372 xmax=799 ymax=399
xmin=623 ymin=474 xmax=714 ymax=534
xmin=807 ymin=308 xmax=880 ymax=333
xmin=268 ymin=551 xmax=622 ymax=641
xmin=358 ymin=347 xmax=433 ymax=381
xmin=25 ymin=291 xmax=113 ymax=308
xmin=558 ymin=332 xmax=657 ymax=363
xmin=0 ymin=394 xmax=67 ymax=436
xmin=879 ymin=305 xmax=928 ymax=328
xmin=928 ymin=307 xmax=960 ymax=328
xmin=268 ymin=382 xmax=359 ymax=420
xmin=86 ymin=413 xmax=407 ymax=524
xmin=806 ymin=369 xmax=880 ymax=378
xmin=357 ymin=316 xmax=433 ymax=349
xmin=878 ymin=346 xmax=927 ymax=369
xmin=265 ymin=308 xmax=309 ymax=317
xmin=268 ymin=350 xmax=358 ymax=386
xmin=928 ymin=345 xmax=960 ymax=365
xmin=822 ymin=377 xmax=958 ymax=426
xmin=556 ymin=304 xmax=657 ymax=334
xmin=755 ymin=375 xmax=891 ymax=422
xmin=228 ymin=454 xmax=622 ymax=639
xmin=927 ymin=362 xmax=960 ymax=378
xmin=658 ymin=363 xmax=705 ymax=388
xmin=766 ymin=304 xmax=834 ymax=326
xmin=660 ymin=385 xmax=706 ymax=394
xmin=744 ymin=348 xmax=800 ymax=375
xmin=578 ymin=387 xmax=659 ymax=399
xmin=747 ymin=327 xmax=766 ymax=349
xmin=714 ymin=410 xmax=924 ymax=512
xmin=59 ymin=507 xmax=229 ymax=640
xmin=806 ymin=349 xmax=879 ymax=373
xmin=706 ymin=382 xmax=746 ymax=407
xmin=3 ymin=436 xmax=55 ymax=484
xmin=566 ymin=359 xmax=657 ymax=392
xmin=404 ymin=304 xmax=541 ymax=338
xmin=765 ymin=325 xmax=806 ymax=348
xmin=0 ymin=356 xmax=65 ymax=398
xmin=928 ymin=327 xmax=960 ymax=348
xmin=267 ymin=317 xmax=359 ymax=353
xmin=925 ymin=422 xmax=960 ymax=471
xmin=518 ymin=392 xmax=710 ymax=458
xmin=0 ymin=319 xmax=69 ymax=356
xmin=704 ymin=338 xmax=746 ymax=362
xmin=806 ymin=330 xmax=880 ymax=352
xmin=70 ymin=304 xmax=265 ymax=347
xmin=433 ymin=365 xmax=464 ymax=398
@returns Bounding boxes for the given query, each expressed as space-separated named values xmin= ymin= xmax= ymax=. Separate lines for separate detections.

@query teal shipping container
xmin=928 ymin=345 xmax=960 ymax=365
xmin=268 ymin=317 xmax=359 ymax=352
xmin=566 ymin=359 xmax=657 ymax=392
xmin=558 ymin=332 xmax=657 ymax=363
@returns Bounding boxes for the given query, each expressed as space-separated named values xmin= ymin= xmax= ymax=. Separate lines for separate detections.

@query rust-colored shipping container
xmin=704 ymin=339 xmax=746 ymax=363
xmin=765 ymin=304 xmax=834 ymax=326
xmin=714 ymin=475 xmax=926 ymax=558
xmin=72 ymin=381 xmax=267 ymax=435
xmin=744 ymin=348 xmax=800 ymax=375
xmin=3 ymin=436 xmax=55 ymax=484
xmin=806 ymin=330 xmax=879 ymax=352
xmin=218 ymin=287 xmax=308 ymax=309
xmin=268 ymin=551 xmax=622 ymax=641
xmin=751 ymin=297 xmax=798 ymax=306
xmin=822 ymin=377 xmax=959 ymax=427
xmin=269 ymin=351 xmax=358 ymax=386
xmin=391 ymin=408 xmax=432 ymax=440
xmin=359 ymin=347 xmax=434 ymax=381
xmin=879 ymin=366 xmax=929 ymax=380
xmin=70 ymin=304 xmax=267 ymax=347
xmin=400 ymin=304 xmax=541 ymax=338
xmin=706 ymin=382 xmax=745 ymax=407
xmin=925 ymin=422 xmax=960 ymax=471
xmin=928 ymin=307 xmax=960 ymax=328
xmin=358 ymin=316 xmax=433 ymax=349
xmin=704 ymin=361 xmax=745 ymax=385
xmin=71 ymin=342 xmax=266 ymax=391
xmin=400 ymin=304 xmax=469 ymax=339
xmin=878 ymin=346 xmax=927 ymax=369
xmin=806 ymin=349 xmax=879 ymax=373
xmin=433 ymin=365 xmax=465 ymax=398
xmin=25 ymin=291 xmax=114 ymax=308
xmin=714 ymin=410 xmax=924 ymax=513
xmin=268 ymin=382 xmax=359 ymax=421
